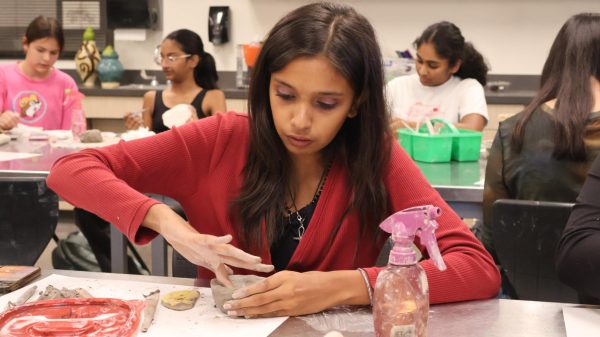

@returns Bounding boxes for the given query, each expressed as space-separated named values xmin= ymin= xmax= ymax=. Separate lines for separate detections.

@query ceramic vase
xmin=97 ymin=45 xmax=124 ymax=89
xmin=75 ymin=27 xmax=101 ymax=88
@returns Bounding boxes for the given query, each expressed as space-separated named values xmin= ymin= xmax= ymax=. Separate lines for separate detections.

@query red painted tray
xmin=0 ymin=297 xmax=145 ymax=337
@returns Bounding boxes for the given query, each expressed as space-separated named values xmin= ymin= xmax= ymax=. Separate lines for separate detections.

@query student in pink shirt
xmin=0 ymin=16 xmax=84 ymax=131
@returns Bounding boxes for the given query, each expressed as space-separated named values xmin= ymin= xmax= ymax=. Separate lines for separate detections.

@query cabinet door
xmin=484 ymin=104 xmax=524 ymax=142
xmin=83 ymin=96 xmax=143 ymax=119
xmin=226 ymin=99 xmax=248 ymax=113
xmin=83 ymin=96 xmax=143 ymax=132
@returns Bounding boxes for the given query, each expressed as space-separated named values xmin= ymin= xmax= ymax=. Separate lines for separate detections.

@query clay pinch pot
xmin=0 ymin=297 xmax=145 ymax=337
xmin=210 ymin=275 xmax=264 ymax=313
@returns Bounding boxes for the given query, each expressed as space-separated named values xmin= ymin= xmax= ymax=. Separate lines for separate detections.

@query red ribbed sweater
xmin=47 ymin=112 xmax=500 ymax=303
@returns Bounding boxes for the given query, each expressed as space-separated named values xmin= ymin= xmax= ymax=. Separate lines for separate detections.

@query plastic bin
xmin=396 ymin=118 xmax=482 ymax=163
xmin=412 ymin=133 xmax=453 ymax=162
xmin=396 ymin=128 xmax=453 ymax=163
xmin=429 ymin=118 xmax=482 ymax=162
xmin=449 ymin=129 xmax=482 ymax=161
xmin=396 ymin=128 xmax=414 ymax=157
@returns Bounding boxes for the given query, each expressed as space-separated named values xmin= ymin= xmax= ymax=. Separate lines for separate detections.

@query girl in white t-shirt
xmin=387 ymin=21 xmax=489 ymax=131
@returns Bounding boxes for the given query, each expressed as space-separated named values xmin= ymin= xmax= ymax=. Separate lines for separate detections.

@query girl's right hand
xmin=0 ymin=111 xmax=20 ymax=131
xmin=124 ymin=111 xmax=144 ymax=130
xmin=143 ymin=204 xmax=274 ymax=287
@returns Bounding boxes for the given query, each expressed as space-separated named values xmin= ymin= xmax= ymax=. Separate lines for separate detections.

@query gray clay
xmin=36 ymin=285 xmax=91 ymax=300
xmin=79 ymin=129 xmax=103 ymax=143
xmin=210 ymin=275 xmax=264 ymax=313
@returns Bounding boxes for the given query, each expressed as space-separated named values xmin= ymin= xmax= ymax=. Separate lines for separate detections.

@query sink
xmin=485 ymin=81 xmax=511 ymax=92
xmin=118 ymin=83 xmax=167 ymax=90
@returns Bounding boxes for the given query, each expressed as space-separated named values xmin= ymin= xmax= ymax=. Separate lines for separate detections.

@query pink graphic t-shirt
xmin=0 ymin=63 xmax=84 ymax=130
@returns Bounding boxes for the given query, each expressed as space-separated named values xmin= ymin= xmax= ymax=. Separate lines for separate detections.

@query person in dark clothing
xmin=124 ymin=29 xmax=226 ymax=131
xmin=556 ymin=154 xmax=600 ymax=304
xmin=481 ymin=13 xmax=600 ymax=261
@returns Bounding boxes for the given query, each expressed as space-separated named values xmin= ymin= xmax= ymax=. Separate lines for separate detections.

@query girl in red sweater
xmin=48 ymin=2 xmax=499 ymax=318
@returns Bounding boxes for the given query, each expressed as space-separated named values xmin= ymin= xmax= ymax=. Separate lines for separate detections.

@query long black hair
xmin=25 ymin=16 xmax=64 ymax=52
xmin=234 ymin=2 xmax=391 ymax=250
xmin=512 ymin=13 xmax=600 ymax=160
xmin=415 ymin=21 xmax=488 ymax=85
xmin=165 ymin=29 xmax=219 ymax=89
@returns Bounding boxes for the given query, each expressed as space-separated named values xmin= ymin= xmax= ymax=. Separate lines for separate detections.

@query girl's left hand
xmin=223 ymin=271 xmax=345 ymax=318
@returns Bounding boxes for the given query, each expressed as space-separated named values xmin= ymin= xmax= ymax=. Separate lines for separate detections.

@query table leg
xmin=151 ymin=236 xmax=168 ymax=276
xmin=110 ymin=224 xmax=127 ymax=273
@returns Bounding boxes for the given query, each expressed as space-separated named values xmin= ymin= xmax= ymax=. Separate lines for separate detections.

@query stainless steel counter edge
xmin=435 ymin=185 xmax=483 ymax=202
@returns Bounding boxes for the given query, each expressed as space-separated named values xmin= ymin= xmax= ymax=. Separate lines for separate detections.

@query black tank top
xmin=151 ymin=89 xmax=208 ymax=133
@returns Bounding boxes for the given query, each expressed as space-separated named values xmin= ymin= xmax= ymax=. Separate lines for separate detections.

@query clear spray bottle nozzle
xmin=379 ymin=205 xmax=446 ymax=271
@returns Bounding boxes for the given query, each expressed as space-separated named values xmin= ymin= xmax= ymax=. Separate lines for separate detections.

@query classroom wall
xmin=118 ymin=0 xmax=598 ymax=75
xmin=4 ymin=0 xmax=599 ymax=75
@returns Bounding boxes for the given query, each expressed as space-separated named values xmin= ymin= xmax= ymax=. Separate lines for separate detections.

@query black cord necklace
xmin=287 ymin=162 xmax=330 ymax=241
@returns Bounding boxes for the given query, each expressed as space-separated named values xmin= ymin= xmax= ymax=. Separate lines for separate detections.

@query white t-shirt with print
xmin=386 ymin=73 xmax=488 ymax=124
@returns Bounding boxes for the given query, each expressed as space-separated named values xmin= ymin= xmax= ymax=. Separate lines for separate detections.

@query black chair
xmin=492 ymin=199 xmax=579 ymax=303
xmin=73 ymin=194 xmax=185 ymax=275
xmin=172 ymin=249 xmax=197 ymax=278
xmin=0 ymin=176 xmax=58 ymax=265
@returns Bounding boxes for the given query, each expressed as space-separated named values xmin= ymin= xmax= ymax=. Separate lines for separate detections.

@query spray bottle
xmin=372 ymin=205 xmax=447 ymax=337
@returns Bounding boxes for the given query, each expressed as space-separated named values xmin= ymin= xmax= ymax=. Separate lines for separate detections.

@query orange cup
xmin=242 ymin=44 xmax=261 ymax=68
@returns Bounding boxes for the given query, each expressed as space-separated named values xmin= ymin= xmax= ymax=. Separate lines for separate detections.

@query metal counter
xmin=415 ymin=160 xmax=485 ymax=219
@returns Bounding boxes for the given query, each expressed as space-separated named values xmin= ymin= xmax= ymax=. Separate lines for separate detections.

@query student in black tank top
xmin=151 ymin=89 xmax=209 ymax=133
xmin=124 ymin=29 xmax=226 ymax=132
xmin=77 ymin=30 xmax=227 ymax=274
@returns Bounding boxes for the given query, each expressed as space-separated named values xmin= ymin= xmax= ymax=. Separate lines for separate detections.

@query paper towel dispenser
xmin=107 ymin=0 xmax=161 ymax=30
xmin=208 ymin=6 xmax=230 ymax=45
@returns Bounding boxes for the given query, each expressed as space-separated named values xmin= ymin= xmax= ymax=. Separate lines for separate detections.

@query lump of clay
xmin=36 ymin=285 xmax=92 ymax=300
xmin=210 ymin=275 xmax=265 ymax=313
xmin=160 ymin=289 xmax=200 ymax=311
xmin=79 ymin=129 xmax=103 ymax=143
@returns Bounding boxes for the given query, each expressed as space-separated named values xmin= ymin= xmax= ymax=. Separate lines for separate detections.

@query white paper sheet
xmin=563 ymin=307 xmax=600 ymax=337
xmin=0 ymin=151 xmax=40 ymax=162
xmin=0 ymin=274 xmax=287 ymax=337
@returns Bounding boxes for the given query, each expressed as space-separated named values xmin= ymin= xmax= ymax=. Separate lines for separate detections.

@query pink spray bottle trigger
xmin=379 ymin=205 xmax=447 ymax=271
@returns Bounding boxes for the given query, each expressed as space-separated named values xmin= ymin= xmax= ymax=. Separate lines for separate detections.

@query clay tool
xmin=399 ymin=120 xmax=415 ymax=133
xmin=141 ymin=289 xmax=160 ymax=333
xmin=5 ymin=285 xmax=37 ymax=310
